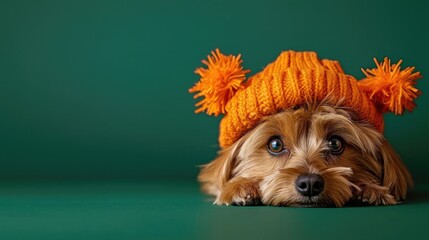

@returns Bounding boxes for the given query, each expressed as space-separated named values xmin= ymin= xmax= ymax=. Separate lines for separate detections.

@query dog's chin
xmin=280 ymin=196 xmax=333 ymax=208
xmin=295 ymin=203 xmax=326 ymax=208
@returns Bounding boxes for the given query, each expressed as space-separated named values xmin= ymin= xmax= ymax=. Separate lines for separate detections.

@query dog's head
xmin=191 ymin=50 xmax=420 ymax=207
xmin=199 ymin=103 xmax=412 ymax=207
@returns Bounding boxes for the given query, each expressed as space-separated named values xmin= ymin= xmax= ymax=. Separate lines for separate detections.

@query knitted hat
xmin=189 ymin=49 xmax=422 ymax=148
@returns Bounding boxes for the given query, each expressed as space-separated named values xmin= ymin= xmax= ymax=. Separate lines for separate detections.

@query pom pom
xmin=359 ymin=57 xmax=422 ymax=115
xmin=189 ymin=49 xmax=250 ymax=116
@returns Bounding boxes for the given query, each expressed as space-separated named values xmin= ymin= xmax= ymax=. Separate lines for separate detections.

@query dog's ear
xmin=379 ymin=139 xmax=413 ymax=200
xmin=197 ymin=120 xmax=263 ymax=197
xmin=198 ymin=140 xmax=242 ymax=196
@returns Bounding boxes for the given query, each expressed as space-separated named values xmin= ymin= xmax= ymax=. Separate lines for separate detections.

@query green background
xmin=0 ymin=0 xmax=428 ymax=239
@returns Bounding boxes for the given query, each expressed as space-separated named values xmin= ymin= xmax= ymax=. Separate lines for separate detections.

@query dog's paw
xmin=231 ymin=194 xmax=262 ymax=206
xmin=215 ymin=178 xmax=261 ymax=206
xmin=359 ymin=184 xmax=397 ymax=206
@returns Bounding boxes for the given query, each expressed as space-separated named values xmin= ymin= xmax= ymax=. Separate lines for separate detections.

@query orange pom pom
xmin=359 ymin=58 xmax=422 ymax=115
xmin=189 ymin=49 xmax=250 ymax=116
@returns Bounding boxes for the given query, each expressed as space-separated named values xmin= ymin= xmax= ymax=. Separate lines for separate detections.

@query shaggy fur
xmin=198 ymin=102 xmax=413 ymax=207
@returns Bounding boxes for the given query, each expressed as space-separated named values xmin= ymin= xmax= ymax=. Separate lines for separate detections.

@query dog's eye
xmin=328 ymin=136 xmax=344 ymax=155
xmin=267 ymin=136 xmax=287 ymax=156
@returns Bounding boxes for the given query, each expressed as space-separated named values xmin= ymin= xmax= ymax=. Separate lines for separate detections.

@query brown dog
xmin=198 ymin=101 xmax=412 ymax=207
xmin=190 ymin=50 xmax=421 ymax=207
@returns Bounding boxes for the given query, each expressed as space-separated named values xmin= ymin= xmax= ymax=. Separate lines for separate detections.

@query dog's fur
xmin=198 ymin=101 xmax=413 ymax=207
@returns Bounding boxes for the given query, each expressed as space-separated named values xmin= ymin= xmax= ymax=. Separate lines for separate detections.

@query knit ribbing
xmin=190 ymin=50 xmax=421 ymax=148
xmin=218 ymin=51 xmax=383 ymax=147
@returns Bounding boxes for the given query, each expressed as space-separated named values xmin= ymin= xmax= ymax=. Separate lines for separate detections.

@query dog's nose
xmin=295 ymin=174 xmax=324 ymax=197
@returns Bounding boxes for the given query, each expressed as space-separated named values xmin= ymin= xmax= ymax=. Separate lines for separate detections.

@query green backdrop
xmin=1 ymin=0 xmax=428 ymax=182
xmin=1 ymin=0 xmax=429 ymax=239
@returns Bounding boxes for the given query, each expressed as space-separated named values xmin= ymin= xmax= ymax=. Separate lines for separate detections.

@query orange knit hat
xmin=189 ymin=49 xmax=422 ymax=148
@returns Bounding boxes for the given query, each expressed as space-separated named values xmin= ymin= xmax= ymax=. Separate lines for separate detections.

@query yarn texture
xmin=190 ymin=50 xmax=422 ymax=148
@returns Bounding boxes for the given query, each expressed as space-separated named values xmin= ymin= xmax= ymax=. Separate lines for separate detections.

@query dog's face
xmin=199 ymin=103 xmax=412 ymax=207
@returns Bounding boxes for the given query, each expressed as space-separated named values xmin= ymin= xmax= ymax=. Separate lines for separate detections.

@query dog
xmin=190 ymin=49 xmax=421 ymax=207
xmin=198 ymin=100 xmax=413 ymax=207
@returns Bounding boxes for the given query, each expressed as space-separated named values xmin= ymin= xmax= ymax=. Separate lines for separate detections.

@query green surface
xmin=0 ymin=181 xmax=428 ymax=240
xmin=1 ymin=0 xmax=429 ymax=239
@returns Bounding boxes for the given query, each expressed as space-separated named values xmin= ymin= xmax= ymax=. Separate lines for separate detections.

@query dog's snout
xmin=295 ymin=174 xmax=324 ymax=197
